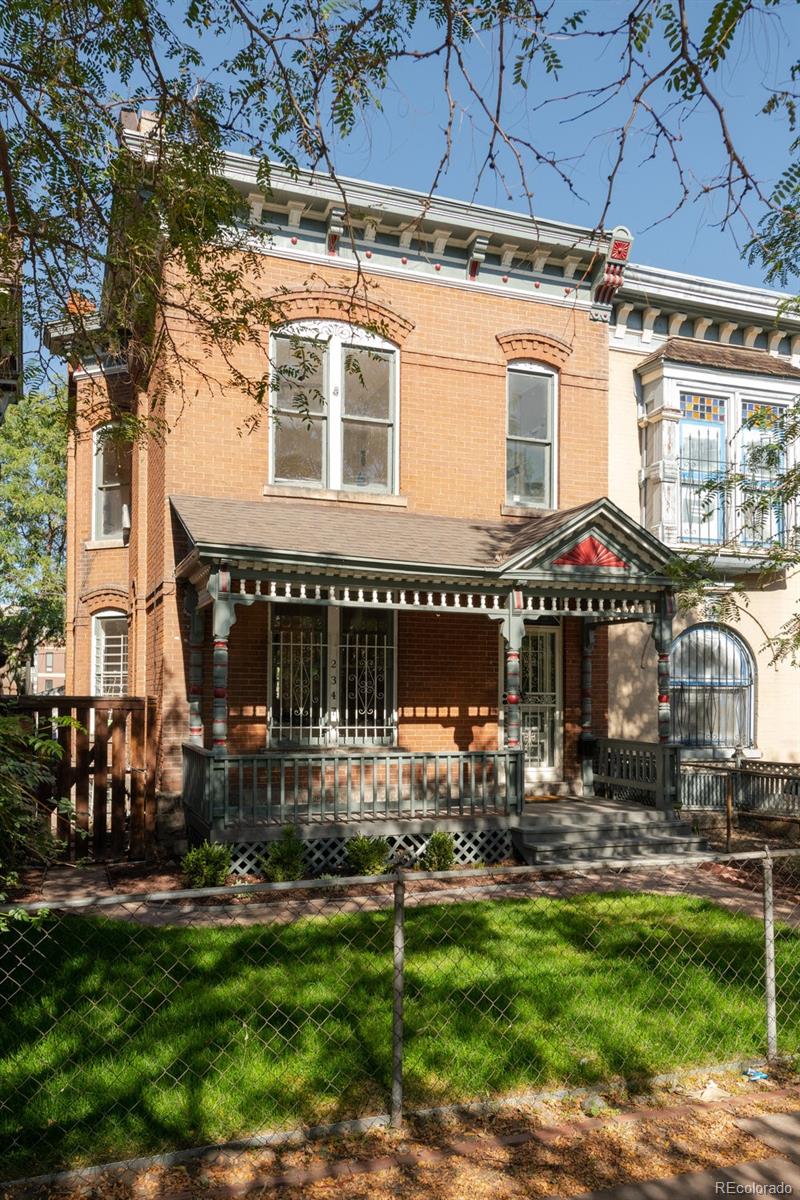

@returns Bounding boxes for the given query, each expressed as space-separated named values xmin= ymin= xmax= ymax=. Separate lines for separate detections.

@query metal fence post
xmin=391 ymin=869 xmax=406 ymax=1128
xmin=762 ymin=849 xmax=778 ymax=1062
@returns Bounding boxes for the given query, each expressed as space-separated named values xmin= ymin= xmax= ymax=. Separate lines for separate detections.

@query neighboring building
xmin=28 ymin=643 xmax=67 ymax=694
xmin=39 ymin=116 xmax=799 ymax=863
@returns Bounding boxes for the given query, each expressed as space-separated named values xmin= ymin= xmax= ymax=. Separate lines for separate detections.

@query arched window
xmin=92 ymin=610 xmax=129 ymax=696
xmin=269 ymin=319 xmax=398 ymax=494
xmin=670 ymin=624 xmax=755 ymax=749
xmin=506 ymin=361 xmax=557 ymax=508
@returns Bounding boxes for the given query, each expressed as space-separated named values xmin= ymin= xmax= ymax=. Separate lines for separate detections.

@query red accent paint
xmin=213 ymin=687 xmax=227 ymax=698
xmin=435 ymin=263 xmax=441 ymax=271
xmin=611 ymin=239 xmax=631 ymax=262
xmin=290 ymin=236 xmax=298 ymax=245
xmin=365 ymin=250 xmax=372 ymax=258
xmin=506 ymin=694 xmax=520 ymax=704
xmin=468 ymin=260 xmax=479 ymax=280
xmin=553 ymin=536 xmax=627 ymax=569
xmin=401 ymin=256 xmax=408 ymax=265
xmin=502 ymin=275 xmax=508 ymax=283
xmin=534 ymin=281 xmax=540 ymax=288
xmin=564 ymin=287 xmax=571 ymax=295
xmin=658 ymin=694 xmax=669 ymax=703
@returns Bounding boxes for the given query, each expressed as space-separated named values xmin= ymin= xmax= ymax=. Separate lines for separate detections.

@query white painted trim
xmin=504 ymin=360 xmax=559 ymax=510
xmin=269 ymin=319 xmax=400 ymax=496
xmin=521 ymin=620 xmax=563 ymax=785
xmin=90 ymin=608 xmax=128 ymax=696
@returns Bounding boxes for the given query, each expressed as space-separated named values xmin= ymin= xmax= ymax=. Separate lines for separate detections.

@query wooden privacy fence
xmin=5 ymin=696 xmax=157 ymax=860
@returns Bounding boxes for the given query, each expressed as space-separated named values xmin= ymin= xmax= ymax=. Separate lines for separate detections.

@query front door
xmin=520 ymin=624 xmax=562 ymax=783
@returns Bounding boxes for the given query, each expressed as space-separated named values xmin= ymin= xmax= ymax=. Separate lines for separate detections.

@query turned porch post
xmin=499 ymin=592 xmax=526 ymax=813
xmin=579 ymin=621 xmax=596 ymax=796
xmin=210 ymin=567 xmax=234 ymax=754
xmin=654 ymin=592 xmax=675 ymax=744
xmin=185 ymin=589 xmax=205 ymax=746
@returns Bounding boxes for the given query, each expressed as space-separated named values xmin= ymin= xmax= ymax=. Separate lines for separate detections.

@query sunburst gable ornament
xmin=552 ymin=535 xmax=627 ymax=569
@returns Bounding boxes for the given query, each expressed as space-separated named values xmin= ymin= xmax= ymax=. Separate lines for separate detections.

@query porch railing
xmin=680 ymin=760 xmax=800 ymax=817
xmin=592 ymin=738 xmax=679 ymax=811
xmin=182 ymin=744 xmax=525 ymax=828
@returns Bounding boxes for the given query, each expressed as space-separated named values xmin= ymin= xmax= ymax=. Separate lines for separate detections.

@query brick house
xmin=46 ymin=119 xmax=799 ymax=866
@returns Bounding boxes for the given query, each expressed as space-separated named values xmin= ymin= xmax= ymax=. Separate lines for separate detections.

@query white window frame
xmin=91 ymin=609 xmax=129 ymax=697
xmin=505 ymin=360 xmax=558 ymax=509
xmin=92 ymin=424 xmax=132 ymax=543
xmin=266 ymin=603 xmax=398 ymax=748
xmin=269 ymin=319 xmax=400 ymax=495
xmin=641 ymin=361 xmax=798 ymax=552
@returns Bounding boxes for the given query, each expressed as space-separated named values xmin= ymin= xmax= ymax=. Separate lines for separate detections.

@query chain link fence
xmin=1 ymin=849 xmax=799 ymax=1186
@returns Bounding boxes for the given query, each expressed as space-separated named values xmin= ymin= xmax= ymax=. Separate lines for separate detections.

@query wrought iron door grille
xmin=339 ymin=631 xmax=395 ymax=743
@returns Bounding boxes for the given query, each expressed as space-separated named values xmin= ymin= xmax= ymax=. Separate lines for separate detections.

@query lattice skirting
xmin=228 ymin=828 xmax=514 ymax=877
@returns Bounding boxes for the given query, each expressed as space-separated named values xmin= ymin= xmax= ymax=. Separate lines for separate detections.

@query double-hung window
xmin=678 ymin=393 xmax=727 ymax=544
xmin=271 ymin=321 xmax=397 ymax=493
xmin=270 ymin=604 xmax=396 ymax=746
xmin=93 ymin=425 xmax=132 ymax=541
xmin=506 ymin=363 xmax=556 ymax=508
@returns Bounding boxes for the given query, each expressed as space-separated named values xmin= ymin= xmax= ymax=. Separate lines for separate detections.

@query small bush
xmin=420 ymin=831 xmax=455 ymax=872
xmin=181 ymin=841 xmax=231 ymax=889
xmin=263 ymin=827 xmax=306 ymax=882
xmin=345 ymin=834 xmax=389 ymax=876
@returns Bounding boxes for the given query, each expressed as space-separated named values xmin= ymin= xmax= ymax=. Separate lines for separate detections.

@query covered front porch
xmin=172 ymin=494 xmax=678 ymax=855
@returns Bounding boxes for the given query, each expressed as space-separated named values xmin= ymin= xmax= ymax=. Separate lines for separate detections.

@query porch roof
xmin=171 ymin=494 xmax=675 ymax=590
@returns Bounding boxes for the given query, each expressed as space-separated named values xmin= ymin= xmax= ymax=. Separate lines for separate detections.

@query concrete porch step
xmin=519 ymin=820 xmax=696 ymax=846
xmin=514 ymin=831 xmax=708 ymax=865
xmin=519 ymin=806 xmax=683 ymax=830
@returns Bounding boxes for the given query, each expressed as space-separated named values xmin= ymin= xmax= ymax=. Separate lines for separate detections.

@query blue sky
xmin=309 ymin=0 xmax=800 ymax=290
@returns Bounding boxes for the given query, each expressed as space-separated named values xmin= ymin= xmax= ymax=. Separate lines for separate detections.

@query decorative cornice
xmin=269 ymin=289 xmax=415 ymax=345
xmin=620 ymin=262 xmax=800 ymax=330
xmin=496 ymin=330 xmax=573 ymax=368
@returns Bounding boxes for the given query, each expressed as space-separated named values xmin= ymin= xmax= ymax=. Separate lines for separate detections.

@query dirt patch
xmin=5 ymin=1072 xmax=800 ymax=1200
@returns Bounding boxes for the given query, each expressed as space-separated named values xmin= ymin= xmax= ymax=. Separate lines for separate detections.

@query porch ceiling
xmin=171 ymin=493 xmax=675 ymax=591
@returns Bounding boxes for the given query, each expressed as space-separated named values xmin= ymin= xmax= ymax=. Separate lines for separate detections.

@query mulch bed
xmin=5 ymin=1071 xmax=800 ymax=1199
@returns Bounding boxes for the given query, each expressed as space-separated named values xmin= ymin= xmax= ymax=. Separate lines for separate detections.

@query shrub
xmin=345 ymin=834 xmax=389 ymax=876
xmin=0 ymin=711 xmax=68 ymax=892
xmin=420 ymin=831 xmax=455 ymax=872
xmin=262 ymin=827 xmax=306 ymax=882
xmin=181 ymin=841 xmax=231 ymax=889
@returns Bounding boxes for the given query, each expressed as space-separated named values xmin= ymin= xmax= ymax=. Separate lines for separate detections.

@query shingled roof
xmin=636 ymin=337 xmax=800 ymax=380
xmin=171 ymin=493 xmax=673 ymax=584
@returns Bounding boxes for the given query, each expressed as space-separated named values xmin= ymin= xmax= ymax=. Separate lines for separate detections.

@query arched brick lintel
xmin=269 ymin=290 xmax=415 ymax=346
xmin=496 ymin=330 xmax=573 ymax=368
xmin=81 ymin=585 xmax=129 ymax=616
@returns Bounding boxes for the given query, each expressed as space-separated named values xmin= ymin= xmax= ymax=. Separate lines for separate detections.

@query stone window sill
xmin=263 ymin=484 xmax=408 ymax=508
xmin=84 ymin=538 xmax=127 ymax=550
xmin=501 ymin=503 xmax=556 ymax=518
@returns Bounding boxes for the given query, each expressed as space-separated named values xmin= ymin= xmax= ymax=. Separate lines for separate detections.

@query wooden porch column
xmin=185 ymin=588 xmax=204 ymax=746
xmin=211 ymin=567 xmax=234 ymax=754
xmin=579 ymin=621 xmax=596 ymax=795
xmin=654 ymin=593 xmax=675 ymax=744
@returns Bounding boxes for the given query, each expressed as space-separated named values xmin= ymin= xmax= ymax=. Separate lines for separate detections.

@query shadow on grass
xmin=1 ymin=890 xmax=798 ymax=1178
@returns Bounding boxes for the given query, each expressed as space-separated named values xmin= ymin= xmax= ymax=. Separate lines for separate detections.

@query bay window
xmin=271 ymin=321 xmax=397 ymax=493
xmin=506 ymin=363 xmax=556 ymax=507
xmin=270 ymin=604 xmax=396 ymax=746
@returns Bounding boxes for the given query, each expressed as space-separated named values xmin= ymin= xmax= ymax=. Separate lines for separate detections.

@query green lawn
xmin=1 ymin=891 xmax=799 ymax=1178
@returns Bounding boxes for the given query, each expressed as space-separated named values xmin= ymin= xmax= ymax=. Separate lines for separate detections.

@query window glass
xmin=94 ymin=615 xmax=128 ymax=696
xmin=508 ymin=371 xmax=551 ymax=439
xmin=273 ymin=418 xmax=325 ymax=485
xmin=274 ymin=336 xmax=327 ymax=413
xmin=670 ymin=625 xmax=754 ymax=748
xmin=506 ymin=367 xmax=554 ymax=507
xmin=507 ymin=441 xmax=550 ymax=507
xmin=94 ymin=431 xmax=132 ymax=540
xmin=343 ymin=348 xmax=392 ymax=419
xmin=342 ymin=422 xmax=390 ymax=489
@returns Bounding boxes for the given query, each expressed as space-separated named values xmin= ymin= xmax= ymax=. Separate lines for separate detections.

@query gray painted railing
xmin=182 ymin=744 xmax=525 ymax=828
xmin=592 ymin=738 xmax=679 ymax=811
xmin=680 ymin=760 xmax=800 ymax=817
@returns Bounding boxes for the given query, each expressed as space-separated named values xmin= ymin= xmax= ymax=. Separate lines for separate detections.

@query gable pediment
xmin=500 ymin=498 xmax=673 ymax=583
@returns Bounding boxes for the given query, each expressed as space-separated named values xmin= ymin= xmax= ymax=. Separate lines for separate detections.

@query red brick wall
xmin=65 ymin=248 xmax=611 ymax=793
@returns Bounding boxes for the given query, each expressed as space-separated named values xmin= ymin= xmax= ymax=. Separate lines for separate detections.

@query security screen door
xmin=519 ymin=625 xmax=562 ymax=782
